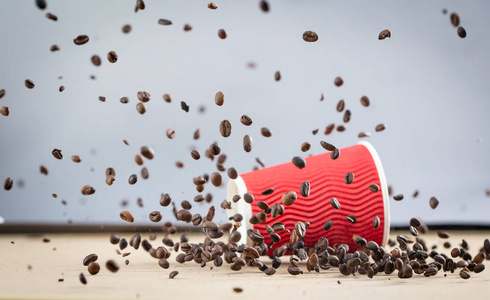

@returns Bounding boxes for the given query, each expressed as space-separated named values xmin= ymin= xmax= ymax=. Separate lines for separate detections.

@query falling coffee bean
xmin=274 ymin=71 xmax=281 ymax=81
xmin=302 ymin=31 xmax=318 ymax=42
xmin=409 ymin=217 xmax=421 ymax=227
xmin=325 ymin=123 xmax=335 ymax=135
xmin=149 ymin=211 xmax=162 ymax=222
xmin=3 ymin=177 xmax=13 ymax=191
xmin=107 ymin=51 xmax=118 ymax=63
xmin=450 ymin=13 xmax=460 ymax=27
xmin=360 ymin=96 xmax=370 ymax=107
xmin=330 ymin=148 xmax=340 ymax=160
xmin=378 ymin=29 xmax=391 ymax=40
xmin=52 ymin=149 xmax=63 ymax=160
xmin=219 ymin=120 xmax=232 ymax=137
xmin=210 ymin=172 xmax=222 ymax=187
xmin=240 ymin=115 xmax=253 ymax=126
xmin=437 ymin=231 xmax=450 ymax=239
xmin=243 ymin=193 xmax=254 ymax=204
xmin=137 ymin=91 xmax=151 ymax=102
xmin=373 ymin=216 xmax=380 ymax=228
xmin=79 ymin=273 xmax=87 ymax=285
xmin=323 ymin=220 xmax=333 ymax=230
xmin=215 ymin=91 xmax=224 ymax=106
xmin=409 ymin=226 xmax=419 ymax=236
xmin=334 ymin=77 xmax=343 ymax=87
xmin=336 ymin=99 xmax=345 ymax=112
xmin=183 ymin=24 xmax=192 ymax=31
xmin=375 ymin=124 xmax=386 ymax=132
xmin=36 ymin=0 xmax=47 ymax=10
xmin=300 ymin=181 xmax=310 ymax=197
xmin=262 ymin=189 xmax=274 ymax=196
xmin=292 ymin=156 xmax=306 ymax=169
xmin=227 ymin=167 xmax=238 ymax=179
xmin=301 ymin=142 xmax=311 ymax=152
xmin=87 ymin=262 xmax=100 ymax=275
xmin=330 ymin=198 xmax=341 ymax=209
xmin=358 ymin=131 xmax=371 ymax=138
xmin=158 ymin=19 xmax=172 ymax=25
xmin=261 ymin=127 xmax=272 ymax=137
xmin=106 ymin=260 xmax=119 ymax=273
xmin=25 ymin=79 xmax=35 ymax=89
xmin=430 ymin=197 xmax=439 ymax=209
xmin=281 ymin=191 xmax=297 ymax=206
xmin=346 ymin=215 xmax=357 ymax=224
xmin=91 ymin=55 xmax=101 ymax=66
xmin=120 ymin=211 xmax=134 ymax=223
xmin=122 ymin=24 xmax=132 ymax=33
xmin=191 ymin=150 xmax=201 ymax=160
xmin=218 ymin=29 xmax=227 ymax=39
xmin=393 ymin=194 xmax=404 ymax=201
xmin=344 ymin=173 xmax=354 ymax=184
xmin=457 ymin=27 xmax=466 ymax=38
xmin=369 ymin=184 xmax=379 ymax=193
xmin=243 ymin=135 xmax=253 ymax=152
xmin=343 ymin=110 xmax=351 ymax=123
xmin=74 ymin=35 xmax=89 ymax=45
xmin=128 ymin=174 xmax=137 ymax=185
xmin=320 ymin=141 xmax=336 ymax=151
xmin=169 ymin=271 xmax=179 ymax=279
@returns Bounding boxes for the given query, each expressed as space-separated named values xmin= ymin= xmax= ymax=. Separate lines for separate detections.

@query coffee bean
xmin=320 ymin=141 xmax=336 ymax=151
xmin=336 ymin=99 xmax=345 ymax=112
xmin=158 ymin=19 xmax=172 ymax=25
xmin=274 ymin=71 xmax=281 ymax=81
xmin=36 ymin=0 xmax=47 ymax=10
xmin=243 ymin=135 xmax=253 ymax=152
xmin=134 ymin=154 xmax=144 ymax=166
xmin=459 ymin=270 xmax=470 ymax=279
xmin=83 ymin=254 xmax=98 ymax=266
xmin=162 ymin=94 xmax=172 ymax=103
xmin=190 ymin=150 xmax=201 ymax=160
xmin=393 ymin=194 xmax=404 ymax=201
xmin=39 ymin=165 xmax=48 ymax=175
xmin=79 ymin=273 xmax=87 ymax=284
xmin=302 ymin=31 xmax=318 ymax=42
xmin=474 ymin=264 xmax=485 ymax=273
xmin=122 ymin=24 xmax=131 ymax=33
xmin=149 ymin=211 xmax=162 ymax=222
xmin=210 ymin=172 xmax=222 ymax=186
xmin=375 ymin=124 xmax=386 ymax=132
xmin=325 ymin=123 xmax=335 ymax=135
xmin=343 ymin=110 xmax=351 ymax=123
xmin=261 ymin=189 xmax=274 ymax=196
xmin=346 ymin=215 xmax=357 ymax=224
xmin=214 ymin=91 xmax=225 ymax=106
xmin=484 ymin=239 xmax=490 ymax=253
xmin=120 ymin=210 xmax=134 ymax=223
xmin=450 ymin=13 xmax=460 ymax=27
xmin=136 ymin=0 xmax=145 ymax=10
xmin=300 ymin=181 xmax=310 ymax=197
xmin=74 ymin=35 xmax=89 ymax=45
xmin=227 ymin=167 xmax=238 ymax=180
xmin=437 ymin=231 xmax=450 ymax=239
xmin=360 ymin=96 xmax=370 ymax=107
xmin=119 ymin=238 xmax=128 ymax=250
xmin=98 ymin=96 xmax=106 ymax=102
xmin=207 ymin=2 xmax=218 ymax=9
xmin=3 ymin=177 xmax=13 ymax=191
xmin=457 ymin=27 xmax=466 ymax=38
xmin=281 ymin=191 xmax=297 ymax=206
xmin=81 ymin=185 xmax=95 ymax=195
xmin=218 ymin=29 xmax=227 ymax=39
xmin=110 ymin=234 xmax=120 ymax=244
xmin=243 ymin=193 xmax=254 ymax=204
xmin=330 ymin=197 xmax=341 ymax=209
xmin=261 ymin=127 xmax=272 ymax=137
xmin=378 ymin=29 xmax=391 ymax=40
xmin=409 ymin=217 xmax=421 ymax=227
xmin=300 ymin=142 xmax=311 ymax=152
xmin=58 ymin=86 xmax=65 ymax=92
xmin=106 ymin=168 xmax=116 ymax=177
xmin=409 ymin=226 xmax=419 ymax=236
xmin=430 ymin=197 xmax=439 ymax=209
xmin=373 ymin=216 xmax=380 ymax=228
xmin=106 ymin=260 xmax=119 ymax=273
xmin=240 ymin=115 xmax=253 ymax=126
xmin=107 ymin=51 xmax=118 ymax=63
xmin=292 ymin=156 xmax=306 ymax=169
xmin=321 ymin=220 xmax=333 ymax=231
xmin=288 ymin=265 xmax=303 ymax=275
xmin=357 ymin=131 xmax=370 ymax=138
xmin=336 ymin=125 xmax=346 ymax=132
xmin=91 ymin=55 xmax=101 ymax=66
xmin=51 ymin=148 xmax=63 ymax=160
xmin=344 ymin=172 xmax=354 ymax=184
xmin=330 ymin=148 xmax=340 ymax=160
xmin=137 ymin=91 xmax=151 ymax=103
xmin=334 ymin=77 xmax=343 ymax=87
xmin=120 ymin=97 xmax=130 ymax=104
xmin=87 ymin=262 xmax=100 ymax=275
xmin=219 ymin=120 xmax=232 ymax=137
xmin=25 ymin=79 xmax=35 ymax=89
xmin=128 ymin=174 xmax=137 ymax=185
xmin=243 ymin=247 xmax=260 ymax=259
xmin=0 ymin=89 xmax=5 ymax=99
xmin=259 ymin=0 xmax=270 ymax=12
xmin=369 ymin=184 xmax=379 ymax=193
xmin=450 ymin=247 xmax=460 ymax=258
xmin=139 ymin=146 xmax=154 ymax=160
xmin=183 ymin=24 xmax=192 ymax=31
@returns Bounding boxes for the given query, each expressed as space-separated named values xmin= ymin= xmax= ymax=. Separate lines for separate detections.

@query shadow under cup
xmin=227 ymin=141 xmax=390 ymax=256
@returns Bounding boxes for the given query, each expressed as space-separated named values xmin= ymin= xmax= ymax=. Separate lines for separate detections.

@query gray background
xmin=0 ymin=0 xmax=489 ymax=227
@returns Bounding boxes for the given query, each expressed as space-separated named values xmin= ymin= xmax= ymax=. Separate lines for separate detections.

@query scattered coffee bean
xmin=191 ymin=150 xmax=201 ymax=160
xmin=281 ymin=191 xmax=297 ymax=206
xmin=373 ymin=216 xmax=380 ymax=228
xmin=274 ymin=71 xmax=281 ymax=81
xmin=128 ymin=174 xmax=137 ymax=185
xmin=158 ymin=19 xmax=172 ymax=25
xmin=302 ymin=31 xmax=318 ymax=42
xmin=336 ymin=99 xmax=345 ymax=112
xmin=300 ymin=181 xmax=310 ymax=197
xmin=183 ymin=24 xmax=192 ymax=31
xmin=122 ymin=24 xmax=131 ymax=33
xmin=74 ymin=35 xmax=89 ymax=45
xmin=120 ymin=97 xmax=129 ymax=104
xmin=430 ymin=197 xmax=439 ymax=209
xmin=330 ymin=148 xmax=340 ymax=160
xmin=91 ymin=55 xmax=101 ymax=66
xmin=261 ymin=127 xmax=272 ymax=137
xmin=25 ymin=79 xmax=35 ymax=89
xmin=292 ymin=156 xmax=306 ymax=169
xmin=261 ymin=188 xmax=274 ymax=196
xmin=81 ymin=185 xmax=95 ymax=195
xmin=218 ymin=29 xmax=227 ymax=39
xmin=59 ymin=86 xmax=64 ymax=92
xmin=119 ymin=238 xmax=128 ymax=250
xmin=410 ymin=218 xmax=421 ymax=227
xmin=210 ymin=172 xmax=222 ymax=186
xmin=375 ymin=124 xmax=386 ymax=132
xmin=323 ymin=220 xmax=333 ymax=230
xmin=301 ymin=142 xmax=311 ymax=152
xmin=36 ymin=0 xmax=47 ymax=10
xmin=243 ymin=135 xmax=253 ymax=152
xmin=409 ymin=226 xmax=419 ymax=236
xmin=169 ymin=270 xmax=179 ymax=279
xmin=207 ymin=2 xmax=218 ymax=9
xmin=214 ymin=91 xmax=224 ymax=106
xmin=136 ymin=0 xmax=145 ymax=10
xmin=107 ymin=51 xmax=118 ymax=63
xmin=320 ymin=141 xmax=336 ymax=151
xmin=360 ymin=96 xmax=370 ymax=107
xmin=450 ymin=13 xmax=460 ymax=27
xmin=240 ymin=115 xmax=253 ymax=126
xmin=106 ymin=260 xmax=119 ymax=273
xmin=325 ymin=123 xmax=335 ymax=135
xmin=149 ymin=211 xmax=162 ymax=222
xmin=369 ymin=184 xmax=379 ymax=193
xmin=393 ymin=194 xmax=404 ymax=201
xmin=219 ymin=120 xmax=232 ymax=137
xmin=3 ymin=177 xmax=13 ymax=191
xmin=99 ymin=96 xmax=106 ymax=102
xmin=334 ymin=77 xmax=343 ymax=87
xmin=120 ymin=210 xmax=134 ymax=223
xmin=243 ymin=193 xmax=254 ymax=204
xmin=163 ymin=94 xmax=172 ymax=103
xmin=83 ymin=254 xmax=98 ymax=266
xmin=346 ymin=215 xmax=357 ymax=224
xmin=52 ymin=148 xmax=62 ymax=159
xmin=474 ymin=264 xmax=485 ymax=273
xmin=137 ymin=91 xmax=151 ymax=102
xmin=358 ymin=131 xmax=370 ymax=138
xmin=459 ymin=270 xmax=470 ymax=279
xmin=378 ymin=29 xmax=391 ymax=40
xmin=343 ymin=110 xmax=351 ymax=123
xmin=0 ymin=89 xmax=4 ymax=99
xmin=344 ymin=172 xmax=354 ymax=184
xmin=87 ymin=262 xmax=100 ymax=275
xmin=437 ymin=231 xmax=450 ymax=239
xmin=457 ymin=27 xmax=466 ymax=38
xmin=336 ymin=125 xmax=345 ymax=132
xmin=166 ymin=129 xmax=175 ymax=139
xmin=330 ymin=197 xmax=341 ymax=210
xmin=227 ymin=167 xmax=238 ymax=180
xmin=110 ymin=234 xmax=121 ymax=244
xmin=79 ymin=273 xmax=87 ymax=285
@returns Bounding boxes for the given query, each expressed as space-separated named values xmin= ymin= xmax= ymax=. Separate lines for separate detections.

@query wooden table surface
xmin=0 ymin=230 xmax=488 ymax=300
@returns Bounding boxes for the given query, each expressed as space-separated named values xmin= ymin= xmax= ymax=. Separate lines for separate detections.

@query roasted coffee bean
xmin=162 ymin=93 xmax=172 ymax=103
xmin=261 ymin=188 xmax=274 ymax=196
xmin=177 ymin=210 xmax=192 ymax=222
xmin=210 ymin=172 xmax=222 ymax=186
xmin=52 ymin=148 xmax=63 ymax=159
xmin=393 ymin=194 xmax=404 ymax=201
xmin=346 ymin=215 xmax=357 ymax=224
xmin=219 ymin=120 xmax=232 ymax=137
xmin=227 ymin=167 xmax=238 ymax=180
xmin=330 ymin=198 xmax=341 ymax=209
xmin=83 ymin=254 xmax=98 ymax=266
xmin=120 ymin=97 xmax=130 ymax=104
xmin=360 ymin=96 xmax=370 ymax=107
xmin=288 ymin=265 xmax=303 ymax=275
xmin=134 ymin=154 xmax=144 ymax=166
xmin=137 ymin=91 xmax=151 ymax=103
xmin=437 ymin=231 xmax=450 ymax=239
xmin=81 ymin=185 xmax=95 ymax=195
xmin=140 ymin=146 xmax=154 ymax=160
xmin=120 ymin=210 xmax=134 ymax=223
xmin=292 ymin=156 xmax=306 ymax=169
xmin=409 ymin=226 xmax=419 ymax=236
xmin=0 ymin=89 xmax=5 ymax=99
xmin=330 ymin=148 xmax=340 ymax=160
xmin=459 ymin=270 xmax=470 ymax=279
xmin=110 ymin=234 xmax=121 ymax=244
xmin=192 ymin=214 xmax=202 ymax=226
xmin=358 ymin=131 xmax=370 ymax=138
xmin=158 ymin=19 xmax=172 ymax=25
xmin=79 ymin=273 xmax=87 ymax=284
xmin=334 ymin=77 xmax=343 ymax=87
xmin=87 ymin=261 xmax=100 ymax=275
xmin=324 ymin=123 xmax=335 ymax=135
xmin=214 ymin=91 xmax=224 ymax=106
xmin=149 ymin=211 xmax=162 ymax=222
xmin=274 ymin=71 xmax=281 ymax=81
xmin=320 ymin=141 xmax=336 ymax=151
xmin=369 ymin=184 xmax=379 ymax=193
xmin=74 ymin=35 xmax=89 ymax=45
xmin=372 ymin=216 xmax=381 ymax=229
xmin=136 ymin=0 xmax=145 ymax=10
xmin=302 ymin=31 xmax=318 ymax=42
xmin=243 ymin=135 xmax=253 ymax=152
xmin=106 ymin=260 xmax=119 ymax=273
xmin=323 ymin=220 xmax=333 ymax=231
xmin=243 ymin=192 xmax=254 ymax=204
xmin=281 ymin=191 xmax=297 ymax=206
xmin=430 ymin=197 xmax=439 ymax=209
xmin=457 ymin=27 xmax=466 ymax=38
xmin=192 ymin=129 xmax=201 ymax=140
xmin=119 ymin=238 xmax=128 ymax=250
xmin=166 ymin=128 xmax=176 ymax=139
xmin=160 ymin=193 xmax=171 ymax=206
xmin=69 ymin=155 xmax=81 ymax=163
xmin=36 ymin=0 xmax=47 ymax=9
xmin=128 ymin=174 xmax=137 ymax=185
xmin=207 ymin=2 xmax=218 ymax=9
xmin=271 ymin=203 xmax=284 ymax=217
xmin=218 ymin=29 xmax=227 ymax=39
xmin=240 ymin=115 xmax=253 ymax=126
xmin=410 ymin=217 xmax=421 ymax=227
xmin=378 ymin=29 xmax=391 ymax=40
xmin=336 ymin=125 xmax=346 ymax=132
xmin=106 ymin=167 xmax=116 ymax=177
xmin=343 ymin=110 xmax=351 ymax=123
xmin=107 ymin=51 xmax=118 ymax=63
xmin=484 ymin=239 xmax=490 ymax=253
xmin=450 ymin=13 xmax=460 ymax=27
xmin=157 ymin=258 xmax=170 ymax=269
xmin=122 ymin=24 xmax=131 ymax=33
xmin=243 ymin=247 xmax=260 ymax=259
xmin=24 ymin=79 xmax=35 ymax=89
xmin=300 ymin=142 xmax=311 ymax=152
xmin=474 ymin=264 xmax=485 ymax=273
xmin=336 ymin=99 xmax=345 ymax=112
xmin=91 ymin=55 xmax=101 ymax=66
xmin=190 ymin=150 xmax=200 ymax=160
xmin=97 ymin=96 xmax=106 ymax=102
xmin=300 ymin=181 xmax=310 ymax=197
xmin=450 ymin=248 xmax=460 ymax=258
xmin=344 ymin=172 xmax=354 ymax=184
xmin=259 ymin=0 xmax=270 ymax=12
xmin=3 ymin=177 xmax=13 ymax=191
xmin=261 ymin=127 xmax=272 ymax=137
xmin=375 ymin=124 xmax=386 ymax=132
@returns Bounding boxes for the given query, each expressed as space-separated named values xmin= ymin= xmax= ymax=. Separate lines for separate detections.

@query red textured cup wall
xmin=227 ymin=141 xmax=389 ymax=255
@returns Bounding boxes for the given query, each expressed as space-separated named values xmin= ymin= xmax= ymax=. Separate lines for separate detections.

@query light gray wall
xmin=0 ymin=0 xmax=489 ymax=227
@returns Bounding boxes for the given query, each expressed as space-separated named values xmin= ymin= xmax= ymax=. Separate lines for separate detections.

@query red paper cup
xmin=227 ymin=141 xmax=389 ymax=254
